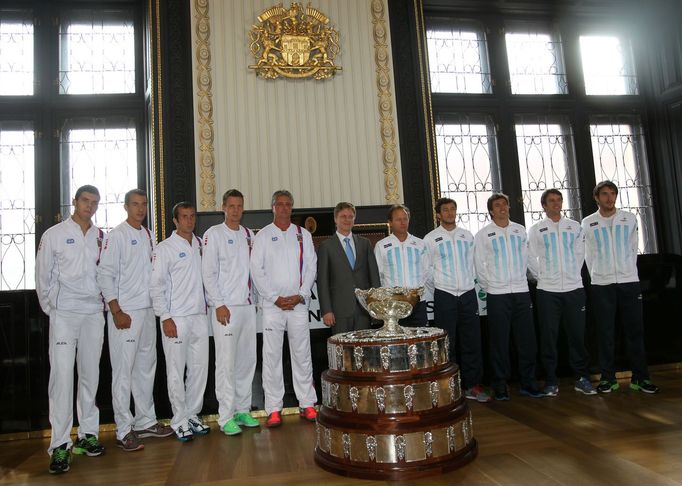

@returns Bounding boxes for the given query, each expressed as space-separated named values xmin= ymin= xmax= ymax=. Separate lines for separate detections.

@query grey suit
xmin=317 ymin=234 xmax=381 ymax=334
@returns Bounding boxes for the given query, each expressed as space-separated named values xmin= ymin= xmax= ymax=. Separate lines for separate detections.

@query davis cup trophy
xmin=314 ymin=287 xmax=477 ymax=480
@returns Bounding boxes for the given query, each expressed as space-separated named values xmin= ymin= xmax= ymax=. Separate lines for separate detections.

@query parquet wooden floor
xmin=1 ymin=369 xmax=682 ymax=485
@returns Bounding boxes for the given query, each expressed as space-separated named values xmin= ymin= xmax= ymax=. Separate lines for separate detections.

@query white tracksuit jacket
xmin=374 ymin=233 xmax=431 ymax=288
xmin=474 ymin=221 xmax=529 ymax=295
xmin=150 ymin=231 xmax=206 ymax=320
xmin=424 ymin=225 xmax=475 ymax=296
xmin=201 ymin=223 xmax=254 ymax=307
xmin=528 ymin=216 xmax=585 ymax=292
xmin=36 ymin=217 xmax=104 ymax=314
xmin=581 ymin=209 xmax=639 ymax=285
xmin=250 ymin=223 xmax=316 ymax=307
xmin=96 ymin=221 xmax=155 ymax=310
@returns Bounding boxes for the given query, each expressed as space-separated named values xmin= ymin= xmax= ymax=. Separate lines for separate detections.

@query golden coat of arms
xmin=248 ymin=3 xmax=341 ymax=80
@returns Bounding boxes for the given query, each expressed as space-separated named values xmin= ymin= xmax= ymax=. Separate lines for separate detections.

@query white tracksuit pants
xmin=108 ymin=307 xmax=158 ymax=440
xmin=211 ymin=305 xmax=257 ymax=427
xmin=48 ymin=310 xmax=105 ymax=454
xmin=261 ymin=306 xmax=317 ymax=414
xmin=160 ymin=314 xmax=209 ymax=432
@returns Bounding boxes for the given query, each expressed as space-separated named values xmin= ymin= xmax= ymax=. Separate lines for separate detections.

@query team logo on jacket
xmin=487 ymin=232 xmax=496 ymax=237
xmin=179 ymin=252 xmax=187 ymax=258
xmin=513 ymin=229 xmax=519 ymax=234
xmin=228 ymin=239 xmax=234 ymax=244
xmin=383 ymin=243 xmax=392 ymax=248
xmin=590 ymin=222 xmax=598 ymax=227
xmin=131 ymin=239 xmax=138 ymax=245
xmin=272 ymin=237 xmax=278 ymax=241
xmin=435 ymin=237 xmax=443 ymax=242
xmin=539 ymin=227 xmax=548 ymax=233
xmin=66 ymin=238 xmax=75 ymax=244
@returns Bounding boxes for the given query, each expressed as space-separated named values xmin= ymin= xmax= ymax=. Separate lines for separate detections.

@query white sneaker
xmin=188 ymin=417 xmax=210 ymax=435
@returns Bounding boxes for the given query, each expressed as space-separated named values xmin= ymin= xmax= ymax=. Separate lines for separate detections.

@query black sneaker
xmin=519 ymin=386 xmax=544 ymax=398
xmin=597 ymin=380 xmax=619 ymax=394
xmin=630 ymin=379 xmax=660 ymax=394
xmin=73 ymin=434 xmax=105 ymax=457
xmin=494 ymin=388 xmax=510 ymax=401
xmin=49 ymin=444 xmax=71 ymax=474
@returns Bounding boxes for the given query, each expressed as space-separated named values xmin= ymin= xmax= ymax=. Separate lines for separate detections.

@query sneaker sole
xmin=574 ymin=387 xmax=597 ymax=395
xmin=136 ymin=432 xmax=174 ymax=438
xmin=116 ymin=443 xmax=144 ymax=452
xmin=519 ymin=391 xmax=544 ymax=398
xmin=49 ymin=466 xmax=70 ymax=474
xmin=223 ymin=429 xmax=243 ymax=436
xmin=190 ymin=428 xmax=210 ymax=435
xmin=176 ymin=436 xmax=193 ymax=442
xmin=630 ymin=384 xmax=658 ymax=394
xmin=494 ymin=395 xmax=510 ymax=401
xmin=266 ymin=420 xmax=282 ymax=428
xmin=235 ymin=420 xmax=260 ymax=428
xmin=72 ymin=448 xmax=104 ymax=457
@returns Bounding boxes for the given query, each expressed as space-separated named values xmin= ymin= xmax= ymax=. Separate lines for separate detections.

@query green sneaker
xmin=234 ymin=412 xmax=260 ymax=428
xmin=72 ymin=434 xmax=104 ymax=456
xmin=48 ymin=444 xmax=71 ymax=474
xmin=630 ymin=379 xmax=660 ymax=394
xmin=222 ymin=419 xmax=242 ymax=436
xmin=597 ymin=380 xmax=620 ymax=394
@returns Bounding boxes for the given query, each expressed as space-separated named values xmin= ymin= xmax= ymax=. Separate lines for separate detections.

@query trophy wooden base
xmin=315 ymin=327 xmax=478 ymax=480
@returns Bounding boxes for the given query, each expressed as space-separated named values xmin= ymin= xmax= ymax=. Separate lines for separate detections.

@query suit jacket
xmin=317 ymin=234 xmax=381 ymax=319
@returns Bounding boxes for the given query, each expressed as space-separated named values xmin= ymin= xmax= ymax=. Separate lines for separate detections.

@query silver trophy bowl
xmin=355 ymin=286 xmax=424 ymax=338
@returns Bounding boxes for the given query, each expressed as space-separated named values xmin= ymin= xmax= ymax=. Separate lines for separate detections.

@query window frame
xmin=0 ymin=0 xmax=148 ymax=291
xmin=425 ymin=10 xmax=661 ymax=253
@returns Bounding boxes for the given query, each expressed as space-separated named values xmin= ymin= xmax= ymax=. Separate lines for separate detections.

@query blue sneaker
xmin=574 ymin=377 xmax=597 ymax=395
xmin=519 ymin=386 xmax=544 ymax=398
xmin=542 ymin=385 xmax=559 ymax=397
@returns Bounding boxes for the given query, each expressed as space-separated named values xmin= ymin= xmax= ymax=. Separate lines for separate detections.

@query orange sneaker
xmin=299 ymin=407 xmax=317 ymax=422
xmin=266 ymin=411 xmax=282 ymax=428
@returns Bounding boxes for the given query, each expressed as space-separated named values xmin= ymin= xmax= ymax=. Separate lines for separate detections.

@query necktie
xmin=344 ymin=237 xmax=355 ymax=268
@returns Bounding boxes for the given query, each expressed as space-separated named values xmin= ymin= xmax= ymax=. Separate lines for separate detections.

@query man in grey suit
xmin=317 ymin=202 xmax=381 ymax=334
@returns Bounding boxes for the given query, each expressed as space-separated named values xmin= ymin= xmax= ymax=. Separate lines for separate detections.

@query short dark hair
xmin=271 ymin=189 xmax=293 ymax=207
xmin=593 ymin=180 xmax=618 ymax=198
xmin=334 ymin=202 xmax=356 ymax=218
xmin=387 ymin=204 xmax=410 ymax=221
xmin=540 ymin=188 xmax=562 ymax=207
xmin=74 ymin=185 xmax=100 ymax=201
xmin=487 ymin=193 xmax=509 ymax=215
xmin=222 ymin=189 xmax=244 ymax=205
xmin=124 ymin=189 xmax=147 ymax=205
xmin=435 ymin=197 xmax=456 ymax=214
xmin=172 ymin=201 xmax=195 ymax=220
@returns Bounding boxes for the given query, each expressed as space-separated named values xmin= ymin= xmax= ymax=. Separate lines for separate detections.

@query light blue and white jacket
xmin=581 ymin=209 xmax=639 ymax=286
xmin=474 ymin=221 xmax=529 ymax=295
xmin=374 ymin=233 xmax=431 ymax=288
xmin=528 ymin=216 xmax=585 ymax=292
xmin=424 ymin=225 xmax=475 ymax=296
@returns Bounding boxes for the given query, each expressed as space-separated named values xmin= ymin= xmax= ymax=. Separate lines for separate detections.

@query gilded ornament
xmin=248 ymin=3 xmax=341 ymax=80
